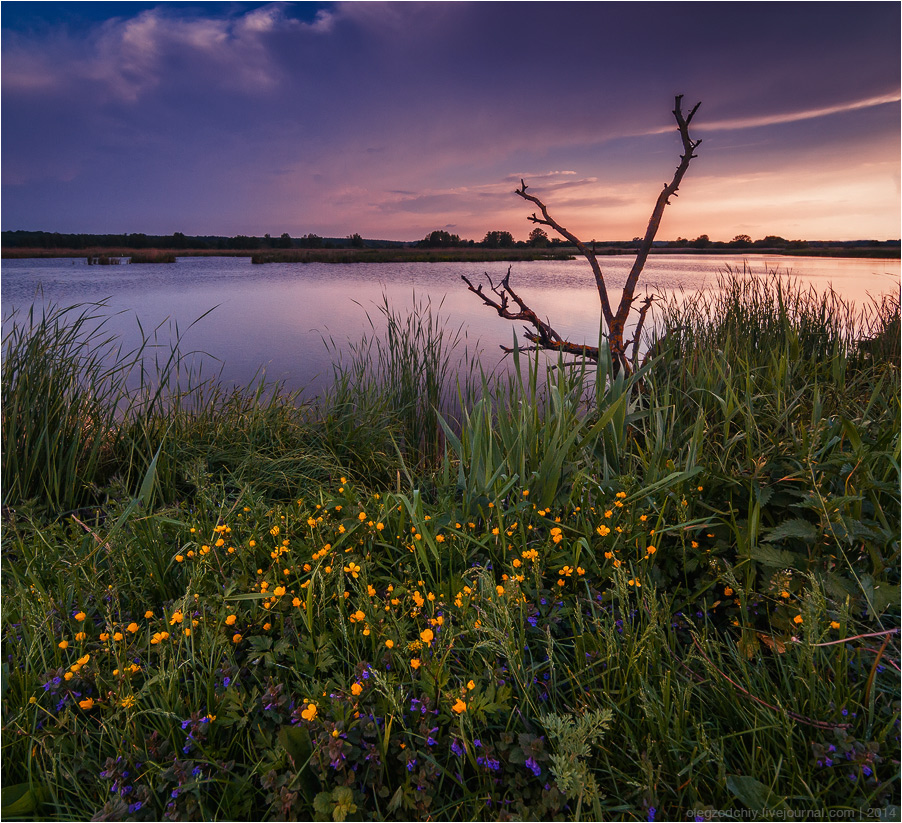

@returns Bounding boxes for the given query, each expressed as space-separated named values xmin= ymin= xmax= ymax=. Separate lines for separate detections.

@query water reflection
xmin=2 ymin=254 xmax=898 ymax=394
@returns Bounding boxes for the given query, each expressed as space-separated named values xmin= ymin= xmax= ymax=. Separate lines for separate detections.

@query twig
xmin=797 ymin=628 xmax=899 ymax=648
xmin=691 ymin=636 xmax=851 ymax=730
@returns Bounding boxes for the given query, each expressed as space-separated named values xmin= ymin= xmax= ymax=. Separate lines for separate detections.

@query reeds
xmin=1 ymin=301 xmax=145 ymax=512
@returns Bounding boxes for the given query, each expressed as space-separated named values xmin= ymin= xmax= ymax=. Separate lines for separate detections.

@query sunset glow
xmin=2 ymin=2 xmax=899 ymax=241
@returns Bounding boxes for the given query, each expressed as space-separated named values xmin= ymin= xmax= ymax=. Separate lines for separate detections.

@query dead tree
xmin=462 ymin=94 xmax=701 ymax=375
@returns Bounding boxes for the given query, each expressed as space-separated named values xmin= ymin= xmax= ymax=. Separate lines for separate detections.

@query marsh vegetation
xmin=1 ymin=274 xmax=899 ymax=820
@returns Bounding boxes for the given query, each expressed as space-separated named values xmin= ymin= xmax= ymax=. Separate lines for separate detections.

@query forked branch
xmin=464 ymin=95 xmax=701 ymax=375
xmin=461 ymin=267 xmax=600 ymax=359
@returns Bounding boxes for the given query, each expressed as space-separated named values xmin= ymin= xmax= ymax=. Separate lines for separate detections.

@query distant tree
xmin=298 ymin=233 xmax=324 ymax=248
xmin=229 ymin=235 xmax=261 ymax=250
xmin=671 ymin=237 xmax=690 ymax=247
xmin=528 ymin=227 xmax=549 ymax=247
xmin=730 ymin=234 xmax=752 ymax=247
xmin=482 ymin=230 xmax=514 ymax=248
xmin=348 ymin=233 xmax=365 ymax=248
xmin=277 ymin=232 xmax=293 ymax=248
xmin=420 ymin=229 xmax=461 ymax=248
xmin=754 ymin=235 xmax=788 ymax=248
xmin=691 ymin=234 xmax=710 ymax=249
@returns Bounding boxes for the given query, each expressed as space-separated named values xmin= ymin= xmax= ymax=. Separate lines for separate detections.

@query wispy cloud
xmin=641 ymin=92 xmax=901 ymax=136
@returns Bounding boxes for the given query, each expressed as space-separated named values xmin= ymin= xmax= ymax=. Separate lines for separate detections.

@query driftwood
xmin=463 ymin=94 xmax=702 ymax=375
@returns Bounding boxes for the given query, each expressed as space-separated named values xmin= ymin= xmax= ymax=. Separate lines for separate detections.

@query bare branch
xmin=611 ymin=95 xmax=701 ymax=344
xmin=461 ymin=267 xmax=598 ymax=359
xmin=515 ymin=181 xmax=615 ymax=329
xmin=626 ymin=293 xmax=658 ymax=363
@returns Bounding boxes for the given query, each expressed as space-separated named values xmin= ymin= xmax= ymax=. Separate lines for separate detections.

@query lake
xmin=2 ymin=254 xmax=899 ymax=395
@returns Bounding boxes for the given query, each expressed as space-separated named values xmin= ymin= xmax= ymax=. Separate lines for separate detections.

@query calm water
xmin=2 ymin=254 xmax=899 ymax=394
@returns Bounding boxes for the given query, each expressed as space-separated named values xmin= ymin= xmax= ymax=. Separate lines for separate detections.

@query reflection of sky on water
xmin=2 ymin=255 xmax=898 ymax=395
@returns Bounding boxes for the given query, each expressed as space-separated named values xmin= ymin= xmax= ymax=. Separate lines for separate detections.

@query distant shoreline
xmin=3 ymin=245 xmax=899 ymax=262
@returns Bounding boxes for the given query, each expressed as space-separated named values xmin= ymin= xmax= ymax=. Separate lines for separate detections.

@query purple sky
xmin=2 ymin=1 xmax=900 ymax=241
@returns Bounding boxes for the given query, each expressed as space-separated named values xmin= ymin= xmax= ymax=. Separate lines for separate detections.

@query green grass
xmin=2 ymin=272 xmax=899 ymax=821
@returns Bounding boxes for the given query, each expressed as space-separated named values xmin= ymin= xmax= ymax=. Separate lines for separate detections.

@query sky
xmin=2 ymin=1 xmax=900 ymax=242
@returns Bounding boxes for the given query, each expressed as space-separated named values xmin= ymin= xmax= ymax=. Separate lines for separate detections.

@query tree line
xmin=0 ymin=231 xmax=404 ymax=251
xmin=4 ymin=228 xmax=897 ymax=253
xmin=419 ymin=228 xmax=899 ymax=250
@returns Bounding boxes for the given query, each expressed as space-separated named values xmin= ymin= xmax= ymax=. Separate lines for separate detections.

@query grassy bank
xmin=2 ymin=275 xmax=899 ymax=821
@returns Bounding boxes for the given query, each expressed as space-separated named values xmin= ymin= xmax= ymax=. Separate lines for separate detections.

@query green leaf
xmin=314 ymin=791 xmax=333 ymax=818
xmin=754 ymin=483 xmax=774 ymax=508
xmin=279 ymin=725 xmax=313 ymax=767
xmin=1 ymin=783 xmax=48 ymax=817
xmin=872 ymin=582 xmax=901 ymax=613
xmin=749 ymin=545 xmax=804 ymax=568
xmin=726 ymin=775 xmax=788 ymax=812
xmin=762 ymin=518 xmax=818 ymax=544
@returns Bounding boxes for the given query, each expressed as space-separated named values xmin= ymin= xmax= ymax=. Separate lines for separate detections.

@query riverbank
xmin=2 ymin=275 xmax=899 ymax=820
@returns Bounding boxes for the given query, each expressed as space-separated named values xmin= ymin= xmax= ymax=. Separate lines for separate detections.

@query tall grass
xmin=323 ymin=295 xmax=479 ymax=473
xmin=639 ymin=270 xmax=900 ymax=617
xmin=1 ymin=301 xmax=154 ymax=512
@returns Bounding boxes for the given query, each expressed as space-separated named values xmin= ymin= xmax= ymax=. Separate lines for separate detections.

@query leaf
xmin=314 ymin=791 xmax=333 ymax=818
xmin=762 ymin=518 xmax=818 ymax=544
xmin=726 ymin=775 xmax=788 ymax=812
xmin=1 ymin=783 xmax=48 ymax=817
xmin=387 ymin=786 xmax=405 ymax=814
xmin=738 ymin=633 xmax=759 ymax=660
xmin=748 ymin=545 xmax=803 ymax=568
xmin=822 ymin=572 xmax=860 ymax=601
xmin=754 ymin=482 xmax=774 ymax=508
xmin=756 ymin=632 xmax=787 ymax=654
xmin=872 ymin=583 xmax=901 ymax=613
xmin=278 ymin=726 xmax=320 ymax=800
xmin=279 ymin=725 xmax=313 ymax=767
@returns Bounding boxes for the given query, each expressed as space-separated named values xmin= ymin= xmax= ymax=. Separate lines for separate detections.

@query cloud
xmin=640 ymin=92 xmax=901 ymax=136
xmin=2 ymin=3 xmax=334 ymax=102
xmin=503 ymin=171 xmax=578 ymax=183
